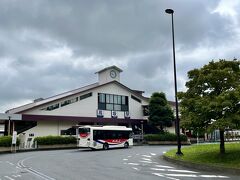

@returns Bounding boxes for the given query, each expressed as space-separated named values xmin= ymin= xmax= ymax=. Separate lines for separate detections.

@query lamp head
xmin=165 ymin=9 xmax=174 ymax=14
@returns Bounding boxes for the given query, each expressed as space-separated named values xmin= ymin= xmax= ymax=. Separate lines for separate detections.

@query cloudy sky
xmin=0 ymin=0 xmax=240 ymax=113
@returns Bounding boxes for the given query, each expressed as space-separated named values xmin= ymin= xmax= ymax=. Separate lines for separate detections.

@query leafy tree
xmin=148 ymin=92 xmax=174 ymax=132
xmin=179 ymin=59 xmax=240 ymax=154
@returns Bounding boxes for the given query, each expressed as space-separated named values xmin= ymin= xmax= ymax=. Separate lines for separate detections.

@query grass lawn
xmin=165 ymin=142 xmax=240 ymax=169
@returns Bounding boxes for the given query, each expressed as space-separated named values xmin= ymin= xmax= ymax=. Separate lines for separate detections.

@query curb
xmin=0 ymin=147 xmax=79 ymax=154
xmin=162 ymin=155 xmax=240 ymax=175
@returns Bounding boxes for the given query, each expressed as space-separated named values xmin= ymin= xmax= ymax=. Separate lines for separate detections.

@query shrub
xmin=144 ymin=132 xmax=187 ymax=142
xmin=0 ymin=136 xmax=20 ymax=147
xmin=34 ymin=136 xmax=77 ymax=145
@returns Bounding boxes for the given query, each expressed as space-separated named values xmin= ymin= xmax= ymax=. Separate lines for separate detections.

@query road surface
xmin=0 ymin=146 xmax=238 ymax=180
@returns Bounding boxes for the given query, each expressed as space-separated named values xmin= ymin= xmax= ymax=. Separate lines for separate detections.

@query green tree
xmin=149 ymin=92 xmax=174 ymax=132
xmin=179 ymin=59 xmax=240 ymax=154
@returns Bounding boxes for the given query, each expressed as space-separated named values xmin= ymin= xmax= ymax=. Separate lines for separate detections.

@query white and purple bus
xmin=77 ymin=126 xmax=133 ymax=150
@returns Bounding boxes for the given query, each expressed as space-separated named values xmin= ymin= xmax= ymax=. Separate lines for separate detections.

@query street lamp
xmin=165 ymin=9 xmax=183 ymax=155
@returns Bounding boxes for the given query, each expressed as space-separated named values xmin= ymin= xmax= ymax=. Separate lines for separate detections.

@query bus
xmin=77 ymin=125 xmax=133 ymax=150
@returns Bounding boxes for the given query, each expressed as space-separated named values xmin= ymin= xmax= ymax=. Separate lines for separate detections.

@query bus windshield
xmin=79 ymin=128 xmax=90 ymax=138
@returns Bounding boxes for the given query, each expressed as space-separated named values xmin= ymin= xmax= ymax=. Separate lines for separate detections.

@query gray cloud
xmin=0 ymin=0 xmax=240 ymax=112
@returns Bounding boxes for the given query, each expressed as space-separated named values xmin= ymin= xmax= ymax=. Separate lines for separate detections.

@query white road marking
xmin=4 ymin=176 xmax=15 ymax=180
xmin=200 ymin=175 xmax=229 ymax=178
xmin=132 ymin=167 xmax=140 ymax=171
xmin=155 ymin=165 xmax=174 ymax=169
xmin=167 ymin=169 xmax=199 ymax=173
xmin=151 ymin=168 xmax=165 ymax=171
xmin=162 ymin=151 xmax=166 ymax=154
xmin=29 ymin=168 xmax=56 ymax=180
xmin=152 ymin=168 xmax=198 ymax=174
xmin=6 ymin=161 xmax=15 ymax=166
xmin=126 ymin=153 xmax=229 ymax=179
xmin=165 ymin=173 xmax=198 ymax=177
xmin=165 ymin=177 xmax=180 ymax=180
xmin=152 ymin=173 xmax=179 ymax=180
xmin=128 ymin=163 xmax=140 ymax=166
xmin=142 ymin=155 xmax=151 ymax=158
xmin=152 ymin=173 xmax=164 ymax=177
xmin=164 ymin=174 xmax=229 ymax=178
xmin=140 ymin=161 xmax=153 ymax=164
xmin=216 ymin=176 xmax=229 ymax=178
xmin=12 ymin=175 xmax=21 ymax=178
xmin=140 ymin=160 xmax=158 ymax=164
xmin=17 ymin=156 xmax=56 ymax=180
xmin=127 ymin=156 xmax=132 ymax=158
xmin=141 ymin=158 xmax=151 ymax=161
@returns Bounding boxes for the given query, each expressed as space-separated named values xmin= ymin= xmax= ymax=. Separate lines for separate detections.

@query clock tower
xmin=96 ymin=65 xmax=123 ymax=85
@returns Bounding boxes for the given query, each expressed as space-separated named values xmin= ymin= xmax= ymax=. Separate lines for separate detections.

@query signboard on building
xmin=0 ymin=113 xmax=22 ymax=120
xmin=111 ymin=111 xmax=118 ymax=118
xmin=124 ymin=111 xmax=130 ymax=119
xmin=96 ymin=110 xmax=104 ymax=118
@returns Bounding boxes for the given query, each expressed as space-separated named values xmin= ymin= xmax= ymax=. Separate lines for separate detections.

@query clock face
xmin=110 ymin=70 xmax=117 ymax=78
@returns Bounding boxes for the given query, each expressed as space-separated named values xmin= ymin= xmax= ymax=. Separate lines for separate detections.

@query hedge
xmin=144 ymin=132 xmax=188 ymax=142
xmin=34 ymin=136 xmax=77 ymax=145
xmin=0 ymin=136 xmax=20 ymax=147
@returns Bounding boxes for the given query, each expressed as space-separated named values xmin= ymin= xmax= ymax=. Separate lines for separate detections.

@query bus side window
xmin=93 ymin=130 xmax=97 ymax=140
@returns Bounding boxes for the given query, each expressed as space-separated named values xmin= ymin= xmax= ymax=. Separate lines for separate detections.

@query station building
xmin=4 ymin=66 xmax=152 ymax=145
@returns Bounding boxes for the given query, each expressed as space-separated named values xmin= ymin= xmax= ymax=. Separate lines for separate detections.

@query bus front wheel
xmin=103 ymin=143 xmax=109 ymax=150
xmin=124 ymin=142 xmax=129 ymax=148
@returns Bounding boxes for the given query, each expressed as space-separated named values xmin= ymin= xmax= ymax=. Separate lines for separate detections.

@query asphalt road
xmin=0 ymin=146 xmax=239 ymax=180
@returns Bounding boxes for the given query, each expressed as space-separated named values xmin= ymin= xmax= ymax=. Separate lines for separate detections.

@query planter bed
xmin=37 ymin=144 xmax=77 ymax=149
xmin=0 ymin=147 xmax=11 ymax=153
xmin=0 ymin=146 xmax=19 ymax=153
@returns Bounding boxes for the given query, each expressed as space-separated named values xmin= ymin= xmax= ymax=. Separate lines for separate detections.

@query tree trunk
xmin=219 ymin=129 xmax=225 ymax=154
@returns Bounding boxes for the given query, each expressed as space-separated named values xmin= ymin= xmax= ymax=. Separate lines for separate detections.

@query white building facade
xmin=5 ymin=66 xmax=150 ymax=144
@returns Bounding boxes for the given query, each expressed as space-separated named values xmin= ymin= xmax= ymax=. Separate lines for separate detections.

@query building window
xmin=44 ymin=103 xmax=59 ymax=111
xmin=98 ymin=93 xmax=128 ymax=111
xmin=61 ymin=97 xmax=78 ymax=107
xmin=80 ymin=92 xmax=92 ymax=100
xmin=131 ymin=95 xmax=141 ymax=103
xmin=99 ymin=93 xmax=105 ymax=103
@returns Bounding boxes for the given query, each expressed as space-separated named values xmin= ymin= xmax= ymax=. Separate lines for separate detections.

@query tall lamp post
xmin=165 ymin=9 xmax=183 ymax=155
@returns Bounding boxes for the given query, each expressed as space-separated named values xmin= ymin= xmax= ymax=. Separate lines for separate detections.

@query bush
xmin=144 ymin=132 xmax=187 ymax=142
xmin=0 ymin=136 xmax=20 ymax=147
xmin=34 ymin=136 xmax=77 ymax=145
